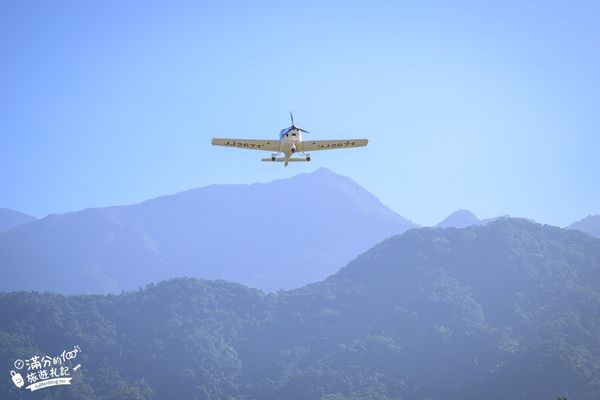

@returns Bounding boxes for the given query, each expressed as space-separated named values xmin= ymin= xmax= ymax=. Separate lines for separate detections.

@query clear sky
xmin=1 ymin=1 xmax=599 ymax=226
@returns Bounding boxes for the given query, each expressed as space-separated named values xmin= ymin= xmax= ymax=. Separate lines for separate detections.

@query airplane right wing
xmin=301 ymin=139 xmax=368 ymax=151
xmin=211 ymin=138 xmax=280 ymax=151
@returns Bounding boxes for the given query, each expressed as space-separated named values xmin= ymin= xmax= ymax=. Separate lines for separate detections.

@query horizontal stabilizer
xmin=261 ymin=157 xmax=309 ymax=162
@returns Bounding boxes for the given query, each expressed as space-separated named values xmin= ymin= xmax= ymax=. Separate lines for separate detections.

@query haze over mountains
xmin=568 ymin=215 xmax=600 ymax=239
xmin=434 ymin=209 xmax=500 ymax=228
xmin=0 ymin=208 xmax=36 ymax=233
xmin=2 ymin=169 xmax=600 ymax=398
xmin=2 ymin=218 xmax=599 ymax=399
xmin=0 ymin=168 xmax=416 ymax=293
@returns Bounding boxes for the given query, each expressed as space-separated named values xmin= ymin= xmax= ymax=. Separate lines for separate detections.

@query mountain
xmin=435 ymin=209 xmax=481 ymax=228
xmin=0 ymin=168 xmax=416 ymax=293
xmin=0 ymin=208 xmax=36 ymax=233
xmin=435 ymin=209 xmax=502 ymax=228
xmin=1 ymin=218 xmax=598 ymax=399
xmin=567 ymin=215 xmax=600 ymax=238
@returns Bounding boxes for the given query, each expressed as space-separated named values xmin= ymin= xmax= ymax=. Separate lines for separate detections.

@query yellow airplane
xmin=211 ymin=112 xmax=368 ymax=166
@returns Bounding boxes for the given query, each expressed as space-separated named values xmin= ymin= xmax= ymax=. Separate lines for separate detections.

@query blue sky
xmin=1 ymin=1 xmax=599 ymax=226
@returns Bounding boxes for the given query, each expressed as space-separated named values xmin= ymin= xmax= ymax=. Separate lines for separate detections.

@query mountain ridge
xmin=434 ymin=209 xmax=509 ymax=228
xmin=0 ymin=208 xmax=36 ymax=233
xmin=0 ymin=168 xmax=416 ymax=294
xmin=435 ymin=209 xmax=481 ymax=228
xmin=568 ymin=214 xmax=600 ymax=238
xmin=1 ymin=218 xmax=598 ymax=399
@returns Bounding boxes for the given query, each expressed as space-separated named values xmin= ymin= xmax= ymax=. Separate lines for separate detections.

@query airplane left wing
xmin=211 ymin=138 xmax=280 ymax=151
xmin=301 ymin=139 xmax=368 ymax=152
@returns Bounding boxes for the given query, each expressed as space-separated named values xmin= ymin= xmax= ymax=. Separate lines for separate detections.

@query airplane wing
xmin=301 ymin=139 xmax=368 ymax=152
xmin=211 ymin=138 xmax=280 ymax=151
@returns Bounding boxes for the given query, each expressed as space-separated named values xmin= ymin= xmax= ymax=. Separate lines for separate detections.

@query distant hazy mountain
xmin=0 ymin=208 xmax=36 ymax=233
xmin=1 ymin=218 xmax=598 ymax=399
xmin=435 ymin=209 xmax=481 ymax=228
xmin=0 ymin=168 xmax=416 ymax=293
xmin=434 ymin=209 xmax=503 ymax=228
xmin=567 ymin=215 xmax=600 ymax=238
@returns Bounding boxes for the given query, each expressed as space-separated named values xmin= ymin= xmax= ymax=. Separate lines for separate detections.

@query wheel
xmin=306 ymin=157 xmax=311 ymax=161
xmin=271 ymin=157 xmax=276 ymax=161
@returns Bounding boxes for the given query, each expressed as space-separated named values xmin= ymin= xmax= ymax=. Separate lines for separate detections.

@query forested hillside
xmin=1 ymin=218 xmax=599 ymax=399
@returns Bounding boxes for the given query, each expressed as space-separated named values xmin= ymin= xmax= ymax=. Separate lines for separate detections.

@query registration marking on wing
xmin=316 ymin=140 xmax=355 ymax=149
xmin=223 ymin=140 xmax=268 ymax=149
xmin=211 ymin=138 xmax=280 ymax=151
xmin=302 ymin=139 xmax=368 ymax=151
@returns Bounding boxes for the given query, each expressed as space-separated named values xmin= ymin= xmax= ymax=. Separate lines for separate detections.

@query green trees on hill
xmin=1 ymin=219 xmax=598 ymax=399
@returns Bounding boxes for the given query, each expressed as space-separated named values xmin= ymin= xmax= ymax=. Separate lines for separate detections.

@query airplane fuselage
xmin=275 ymin=128 xmax=307 ymax=166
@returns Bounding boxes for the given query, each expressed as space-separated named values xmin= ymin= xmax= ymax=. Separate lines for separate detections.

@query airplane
xmin=211 ymin=112 xmax=368 ymax=166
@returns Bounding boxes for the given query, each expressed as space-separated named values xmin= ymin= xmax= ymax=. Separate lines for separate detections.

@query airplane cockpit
xmin=279 ymin=128 xmax=298 ymax=138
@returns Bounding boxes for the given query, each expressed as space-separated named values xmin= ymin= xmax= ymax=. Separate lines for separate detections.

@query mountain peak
xmin=435 ymin=209 xmax=480 ymax=228
xmin=0 ymin=208 xmax=37 ymax=233
xmin=292 ymin=167 xmax=349 ymax=182
xmin=310 ymin=166 xmax=335 ymax=175
xmin=279 ymin=169 xmax=416 ymax=227
xmin=567 ymin=214 xmax=600 ymax=238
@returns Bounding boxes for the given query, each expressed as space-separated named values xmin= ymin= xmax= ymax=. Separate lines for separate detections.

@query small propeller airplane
xmin=211 ymin=112 xmax=368 ymax=166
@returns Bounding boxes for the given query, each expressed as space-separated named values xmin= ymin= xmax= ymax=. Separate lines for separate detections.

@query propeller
xmin=289 ymin=111 xmax=310 ymax=133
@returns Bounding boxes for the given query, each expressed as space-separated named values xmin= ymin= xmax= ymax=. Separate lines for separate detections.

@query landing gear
xmin=271 ymin=156 xmax=276 ymax=161
xmin=306 ymin=156 xmax=311 ymax=161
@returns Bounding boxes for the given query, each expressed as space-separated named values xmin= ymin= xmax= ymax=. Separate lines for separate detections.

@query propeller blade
xmin=298 ymin=128 xmax=310 ymax=133
xmin=290 ymin=111 xmax=294 ymax=126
